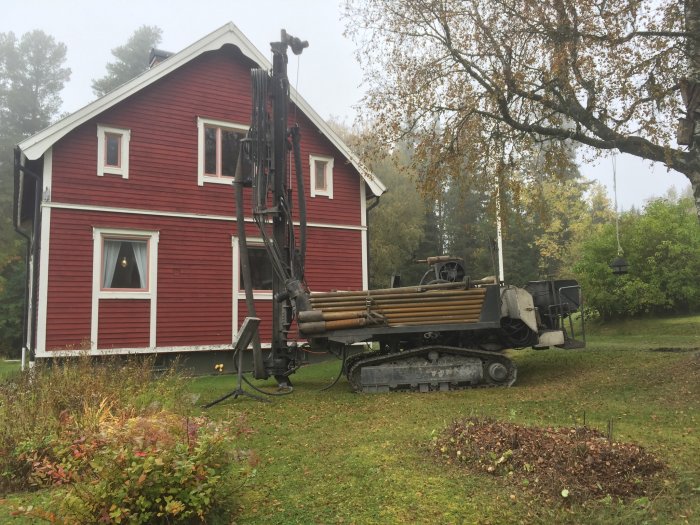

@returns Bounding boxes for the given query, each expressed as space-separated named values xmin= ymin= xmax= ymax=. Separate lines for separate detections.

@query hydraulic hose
xmin=290 ymin=125 xmax=306 ymax=276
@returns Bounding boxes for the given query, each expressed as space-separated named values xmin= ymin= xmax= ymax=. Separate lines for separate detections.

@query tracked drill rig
xmin=235 ymin=31 xmax=585 ymax=393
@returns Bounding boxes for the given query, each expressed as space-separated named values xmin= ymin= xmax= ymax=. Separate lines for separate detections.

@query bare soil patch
xmin=432 ymin=418 xmax=666 ymax=502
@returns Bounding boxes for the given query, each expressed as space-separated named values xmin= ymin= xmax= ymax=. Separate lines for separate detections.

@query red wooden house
xmin=13 ymin=23 xmax=385 ymax=367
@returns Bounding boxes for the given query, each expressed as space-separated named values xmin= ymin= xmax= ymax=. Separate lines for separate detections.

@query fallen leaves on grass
xmin=432 ymin=417 xmax=666 ymax=503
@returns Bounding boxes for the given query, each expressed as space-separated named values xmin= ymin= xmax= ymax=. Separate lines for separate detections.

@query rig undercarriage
xmin=298 ymin=270 xmax=584 ymax=392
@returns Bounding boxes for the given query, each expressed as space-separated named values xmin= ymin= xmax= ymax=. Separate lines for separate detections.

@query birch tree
xmin=345 ymin=0 xmax=700 ymax=218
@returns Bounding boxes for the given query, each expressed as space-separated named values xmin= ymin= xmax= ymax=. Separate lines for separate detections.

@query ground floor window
xmin=242 ymin=244 xmax=273 ymax=291
xmin=94 ymin=228 xmax=158 ymax=297
xmin=102 ymin=238 xmax=149 ymax=289
xmin=233 ymin=236 xmax=273 ymax=301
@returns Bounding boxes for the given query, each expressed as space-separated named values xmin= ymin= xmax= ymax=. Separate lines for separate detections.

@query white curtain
xmin=132 ymin=241 xmax=148 ymax=288
xmin=102 ymin=240 xmax=121 ymax=288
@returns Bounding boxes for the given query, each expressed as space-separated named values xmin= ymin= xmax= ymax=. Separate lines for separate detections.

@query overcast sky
xmin=5 ymin=0 xmax=691 ymax=209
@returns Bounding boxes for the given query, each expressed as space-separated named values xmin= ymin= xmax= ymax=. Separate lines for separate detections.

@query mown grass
xmin=0 ymin=359 xmax=20 ymax=380
xmin=2 ymin=315 xmax=699 ymax=524
xmin=192 ymin=315 xmax=700 ymax=524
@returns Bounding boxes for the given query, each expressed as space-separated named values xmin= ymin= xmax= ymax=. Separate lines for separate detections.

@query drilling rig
xmin=234 ymin=31 xmax=585 ymax=393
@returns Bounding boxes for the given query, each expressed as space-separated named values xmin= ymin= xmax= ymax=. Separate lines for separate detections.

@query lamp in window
xmin=120 ymin=256 xmax=128 ymax=268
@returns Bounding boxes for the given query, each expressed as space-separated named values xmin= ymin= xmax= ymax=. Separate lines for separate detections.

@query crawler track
xmin=345 ymin=345 xmax=516 ymax=393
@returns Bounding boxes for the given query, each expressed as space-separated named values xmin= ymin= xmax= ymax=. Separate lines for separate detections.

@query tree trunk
xmin=687 ymin=0 xmax=700 ymax=220
xmin=693 ymin=171 xmax=700 ymax=222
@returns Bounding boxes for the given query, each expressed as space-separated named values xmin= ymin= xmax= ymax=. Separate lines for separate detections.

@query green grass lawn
xmin=191 ymin=315 xmax=699 ymax=524
xmin=0 ymin=359 xmax=20 ymax=380
xmin=2 ymin=315 xmax=699 ymax=524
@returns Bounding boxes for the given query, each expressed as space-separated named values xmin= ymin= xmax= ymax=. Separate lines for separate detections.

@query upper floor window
xmin=197 ymin=117 xmax=248 ymax=186
xmin=97 ymin=125 xmax=130 ymax=178
xmin=309 ymin=154 xmax=334 ymax=198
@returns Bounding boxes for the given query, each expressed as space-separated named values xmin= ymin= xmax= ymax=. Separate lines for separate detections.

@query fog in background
xmin=5 ymin=0 xmax=691 ymax=209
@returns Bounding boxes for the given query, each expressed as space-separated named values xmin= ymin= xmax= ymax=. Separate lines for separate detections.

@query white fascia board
xmin=17 ymin=23 xmax=386 ymax=197
xmin=289 ymin=93 xmax=386 ymax=197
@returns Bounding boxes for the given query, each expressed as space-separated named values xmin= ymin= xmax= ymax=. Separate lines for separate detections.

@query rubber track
xmin=346 ymin=345 xmax=517 ymax=392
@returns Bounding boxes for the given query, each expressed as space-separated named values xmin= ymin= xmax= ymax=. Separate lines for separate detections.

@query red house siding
xmin=45 ymin=209 xmax=93 ymax=350
xmin=98 ymin=300 xmax=150 ymax=348
xmin=37 ymin=44 xmax=368 ymax=355
xmin=50 ymin=49 xmax=252 ymax=218
xmin=44 ymin=213 xmax=363 ymax=351
xmin=303 ymin=228 xmax=364 ymax=291
xmin=50 ymin=48 xmax=361 ymax=228
xmin=296 ymin=110 xmax=361 ymax=226
xmin=237 ymin=300 xmax=273 ymax=343
xmin=156 ymin=218 xmax=234 ymax=347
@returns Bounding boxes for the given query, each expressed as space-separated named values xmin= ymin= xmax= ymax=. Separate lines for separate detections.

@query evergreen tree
xmin=0 ymin=30 xmax=70 ymax=141
xmin=0 ymin=30 xmax=70 ymax=356
xmin=92 ymin=26 xmax=162 ymax=97
xmin=442 ymin=181 xmax=497 ymax=280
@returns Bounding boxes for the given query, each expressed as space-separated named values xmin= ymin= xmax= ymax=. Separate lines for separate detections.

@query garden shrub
xmin=0 ymin=357 xmax=243 ymax=523
xmin=54 ymin=414 xmax=237 ymax=524
xmin=0 ymin=356 xmax=184 ymax=493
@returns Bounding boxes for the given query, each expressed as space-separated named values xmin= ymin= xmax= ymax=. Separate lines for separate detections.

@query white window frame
xmin=93 ymin=228 xmax=159 ymax=300
xmin=91 ymin=228 xmax=159 ymax=351
xmin=97 ymin=124 xmax=130 ymax=179
xmin=197 ymin=117 xmax=249 ymax=186
xmin=309 ymin=154 xmax=334 ymax=198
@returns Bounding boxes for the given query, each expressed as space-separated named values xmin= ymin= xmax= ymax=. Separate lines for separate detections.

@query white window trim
xmin=197 ymin=117 xmax=249 ymax=186
xmin=97 ymin=124 xmax=130 ymax=179
xmin=309 ymin=154 xmax=334 ymax=198
xmin=91 ymin=228 xmax=159 ymax=351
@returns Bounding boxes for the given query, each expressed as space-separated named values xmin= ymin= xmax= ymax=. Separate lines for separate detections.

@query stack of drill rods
xmin=309 ymin=279 xmax=478 ymax=299
xmin=300 ymin=286 xmax=487 ymax=333
xmin=311 ymin=286 xmax=485 ymax=302
xmin=314 ymin=300 xmax=483 ymax=321
xmin=310 ymin=294 xmax=484 ymax=311
xmin=310 ymin=299 xmax=482 ymax=315
xmin=310 ymin=289 xmax=486 ymax=309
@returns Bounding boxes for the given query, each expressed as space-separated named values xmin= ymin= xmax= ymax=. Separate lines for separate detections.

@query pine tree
xmin=92 ymin=26 xmax=162 ymax=97
xmin=0 ymin=30 xmax=70 ymax=357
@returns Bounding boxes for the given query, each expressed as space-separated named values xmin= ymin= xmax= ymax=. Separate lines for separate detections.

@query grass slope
xmin=2 ymin=315 xmax=698 ymax=524
xmin=193 ymin=315 xmax=700 ymax=524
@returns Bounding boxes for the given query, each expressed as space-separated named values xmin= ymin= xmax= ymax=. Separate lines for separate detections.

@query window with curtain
xmin=102 ymin=238 xmax=149 ymax=290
